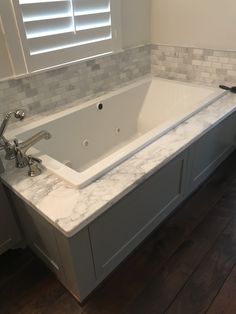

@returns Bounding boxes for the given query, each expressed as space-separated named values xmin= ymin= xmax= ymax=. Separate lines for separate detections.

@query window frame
xmin=0 ymin=0 xmax=27 ymax=76
xmin=2 ymin=0 xmax=122 ymax=75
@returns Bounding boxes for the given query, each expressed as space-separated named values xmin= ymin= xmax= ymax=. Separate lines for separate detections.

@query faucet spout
xmin=0 ymin=109 xmax=25 ymax=139
xmin=17 ymin=130 xmax=51 ymax=155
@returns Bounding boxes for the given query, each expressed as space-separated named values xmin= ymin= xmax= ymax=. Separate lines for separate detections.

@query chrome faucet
xmin=15 ymin=130 xmax=51 ymax=172
xmin=0 ymin=110 xmax=51 ymax=177
xmin=0 ymin=109 xmax=25 ymax=160
xmin=0 ymin=109 xmax=25 ymax=138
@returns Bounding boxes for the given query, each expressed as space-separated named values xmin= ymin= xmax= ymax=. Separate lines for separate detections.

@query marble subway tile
xmin=151 ymin=45 xmax=236 ymax=86
xmin=0 ymin=45 xmax=151 ymax=119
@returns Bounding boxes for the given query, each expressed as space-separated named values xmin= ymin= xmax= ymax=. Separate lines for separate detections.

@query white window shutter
xmin=14 ymin=0 xmax=118 ymax=72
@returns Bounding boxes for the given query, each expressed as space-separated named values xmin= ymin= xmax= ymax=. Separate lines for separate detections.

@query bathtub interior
xmin=16 ymin=81 xmax=151 ymax=172
xmin=15 ymin=78 xmax=225 ymax=185
xmin=137 ymin=79 xmax=223 ymax=133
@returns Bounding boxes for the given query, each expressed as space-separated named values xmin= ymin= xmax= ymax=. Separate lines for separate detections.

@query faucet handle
xmin=14 ymin=109 xmax=25 ymax=121
xmin=27 ymin=155 xmax=42 ymax=177
xmin=28 ymin=155 xmax=42 ymax=164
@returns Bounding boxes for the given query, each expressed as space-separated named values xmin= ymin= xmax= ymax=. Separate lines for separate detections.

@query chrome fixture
xmin=0 ymin=109 xmax=25 ymax=160
xmin=25 ymin=155 xmax=43 ymax=177
xmin=0 ymin=110 xmax=51 ymax=177
xmin=15 ymin=131 xmax=51 ymax=176
xmin=0 ymin=109 xmax=25 ymax=138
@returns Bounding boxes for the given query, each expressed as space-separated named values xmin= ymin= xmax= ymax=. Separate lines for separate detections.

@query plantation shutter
xmin=14 ymin=0 xmax=115 ymax=72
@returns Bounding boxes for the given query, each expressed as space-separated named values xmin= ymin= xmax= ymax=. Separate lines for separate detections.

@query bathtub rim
xmin=6 ymin=77 xmax=227 ymax=188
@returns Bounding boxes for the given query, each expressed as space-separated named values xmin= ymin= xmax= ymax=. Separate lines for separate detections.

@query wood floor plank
xmin=207 ymin=264 xmax=236 ymax=314
xmin=0 ymin=249 xmax=33 ymax=289
xmin=13 ymin=274 xmax=66 ymax=314
xmin=166 ymin=220 xmax=236 ymax=314
xmin=0 ymin=257 xmax=49 ymax=314
xmin=123 ymin=209 xmax=229 ymax=314
xmin=44 ymin=292 xmax=84 ymax=314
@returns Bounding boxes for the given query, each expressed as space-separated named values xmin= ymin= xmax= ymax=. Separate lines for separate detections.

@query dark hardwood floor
xmin=2 ymin=151 xmax=236 ymax=314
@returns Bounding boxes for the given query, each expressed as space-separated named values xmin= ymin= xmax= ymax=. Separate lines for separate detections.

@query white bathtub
xmin=9 ymin=77 xmax=226 ymax=188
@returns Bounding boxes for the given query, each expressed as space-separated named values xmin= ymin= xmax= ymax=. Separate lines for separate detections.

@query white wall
xmin=151 ymin=0 xmax=236 ymax=51
xmin=122 ymin=0 xmax=150 ymax=48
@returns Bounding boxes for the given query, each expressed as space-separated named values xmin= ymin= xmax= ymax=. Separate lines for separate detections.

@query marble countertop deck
xmin=1 ymin=89 xmax=236 ymax=237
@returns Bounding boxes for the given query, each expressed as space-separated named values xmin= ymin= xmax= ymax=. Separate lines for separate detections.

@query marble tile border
xmin=151 ymin=44 xmax=236 ymax=86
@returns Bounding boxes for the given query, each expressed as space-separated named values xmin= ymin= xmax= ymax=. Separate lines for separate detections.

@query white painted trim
xmin=110 ymin=0 xmax=122 ymax=52
xmin=151 ymin=42 xmax=236 ymax=53
xmin=0 ymin=0 xmax=27 ymax=76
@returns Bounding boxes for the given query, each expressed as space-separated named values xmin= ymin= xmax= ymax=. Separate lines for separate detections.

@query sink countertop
xmin=1 ymin=91 xmax=236 ymax=237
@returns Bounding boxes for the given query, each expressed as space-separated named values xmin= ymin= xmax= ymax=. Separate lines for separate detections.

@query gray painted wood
xmin=89 ymin=151 xmax=188 ymax=280
xmin=9 ymin=192 xmax=64 ymax=280
xmin=55 ymin=228 xmax=97 ymax=302
xmin=0 ymin=183 xmax=21 ymax=255
xmin=10 ymin=191 xmax=96 ymax=302
xmin=188 ymin=113 xmax=236 ymax=193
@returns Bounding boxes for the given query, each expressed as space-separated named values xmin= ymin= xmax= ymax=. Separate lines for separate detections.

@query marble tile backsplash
xmin=0 ymin=45 xmax=150 ymax=119
xmin=1 ymin=43 xmax=236 ymax=123
xmin=151 ymin=44 xmax=236 ymax=86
